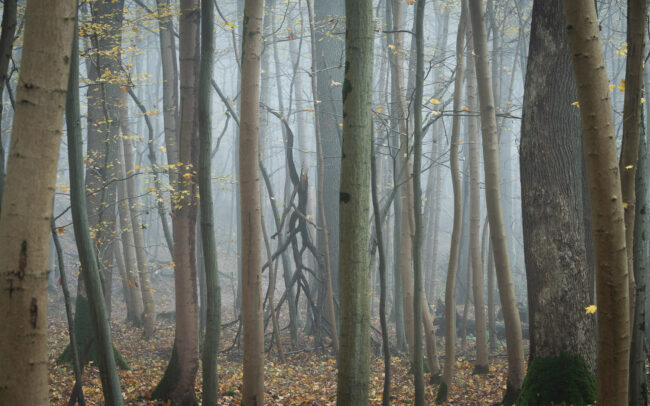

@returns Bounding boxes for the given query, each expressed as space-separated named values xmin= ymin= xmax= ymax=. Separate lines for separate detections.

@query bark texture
xmin=563 ymin=1 xmax=630 ymax=404
xmin=336 ymin=0 xmax=373 ymax=403
xmin=0 ymin=1 xmax=76 ymax=403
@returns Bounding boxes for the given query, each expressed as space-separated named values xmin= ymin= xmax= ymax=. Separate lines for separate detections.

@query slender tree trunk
xmin=199 ymin=0 xmax=221 ymax=402
xmin=619 ymin=0 xmax=646 ymax=338
xmin=466 ymin=30 xmax=488 ymax=372
xmin=563 ymin=1 xmax=630 ymax=404
xmin=119 ymin=110 xmax=156 ymax=337
xmin=467 ymin=0 xmax=525 ymax=402
xmin=411 ymin=0 xmax=426 ymax=403
xmin=240 ymin=0 xmax=265 ymax=403
xmin=438 ymin=2 xmax=466 ymax=401
xmin=116 ymin=144 xmax=145 ymax=324
xmin=629 ymin=115 xmax=647 ymax=406
xmin=0 ymin=2 xmax=75 ymax=403
xmin=65 ymin=15 xmax=124 ymax=405
xmin=371 ymin=134 xmax=391 ymax=406
xmin=152 ymin=0 xmax=201 ymax=403
xmin=336 ymin=0 xmax=373 ymax=403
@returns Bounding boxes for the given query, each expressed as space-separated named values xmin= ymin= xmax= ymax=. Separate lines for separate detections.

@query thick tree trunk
xmin=467 ymin=0 xmax=525 ymax=402
xmin=0 ymin=3 xmax=75 ymax=403
xmin=240 ymin=0 xmax=265 ymax=403
xmin=336 ymin=0 xmax=373 ymax=403
xmin=563 ymin=1 xmax=631 ymax=404
xmin=518 ymin=1 xmax=596 ymax=404
xmin=152 ymin=0 xmax=200 ymax=403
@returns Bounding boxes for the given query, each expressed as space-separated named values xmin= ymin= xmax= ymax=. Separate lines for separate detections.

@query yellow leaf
xmin=571 ymin=101 xmax=580 ymax=108
xmin=429 ymin=98 xmax=441 ymax=105
xmin=56 ymin=227 xmax=66 ymax=235
xmin=183 ymin=173 xmax=192 ymax=179
xmin=609 ymin=84 xmax=616 ymax=92
xmin=135 ymin=165 xmax=141 ymax=170
xmin=585 ymin=305 xmax=597 ymax=314
xmin=618 ymin=79 xmax=625 ymax=92
xmin=159 ymin=146 xmax=167 ymax=153
xmin=625 ymin=165 xmax=634 ymax=170
xmin=623 ymin=202 xmax=629 ymax=209
xmin=462 ymin=106 xmax=469 ymax=111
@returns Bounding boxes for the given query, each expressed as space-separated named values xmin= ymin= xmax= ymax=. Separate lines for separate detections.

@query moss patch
xmin=516 ymin=352 xmax=595 ymax=406
xmin=435 ymin=381 xmax=448 ymax=404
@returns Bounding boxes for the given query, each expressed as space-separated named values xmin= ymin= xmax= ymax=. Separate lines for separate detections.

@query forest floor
xmin=47 ymin=281 xmax=516 ymax=405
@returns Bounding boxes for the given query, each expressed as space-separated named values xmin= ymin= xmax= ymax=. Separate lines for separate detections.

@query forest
xmin=0 ymin=0 xmax=647 ymax=405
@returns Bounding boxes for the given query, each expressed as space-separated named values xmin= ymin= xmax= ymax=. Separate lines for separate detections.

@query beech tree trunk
xmin=336 ymin=0 xmax=373 ymax=403
xmin=439 ymin=3 xmax=466 ymax=401
xmin=240 ymin=0 xmax=265 ymax=403
xmin=467 ymin=0 xmax=525 ymax=402
xmin=0 ymin=1 xmax=76 ymax=403
xmin=152 ymin=0 xmax=201 ymax=403
xmin=563 ymin=1 xmax=630 ymax=404
xmin=466 ymin=29 xmax=488 ymax=373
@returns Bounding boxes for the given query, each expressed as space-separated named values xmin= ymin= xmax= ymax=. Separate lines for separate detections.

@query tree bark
xmin=467 ymin=0 xmax=525 ymax=402
xmin=439 ymin=2 xmax=466 ymax=401
xmin=152 ymin=0 xmax=200 ymax=403
xmin=466 ymin=23 xmax=488 ymax=372
xmin=0 ymin=2 xmax=76 ymax=403
xmin=240 ymin=0 xmax=265 ymax=404
xmin=518 ymin=1 xmax=597 ymax=403
xmin=0 ymin=0 xmax=17 ymax=214
xmin=563 ymin=1 xmax=630 ymax=404
xmin=198 ymin=0 xmax=221 ymax=403
xmin=336 ymin=0 xmax=373 ymax=403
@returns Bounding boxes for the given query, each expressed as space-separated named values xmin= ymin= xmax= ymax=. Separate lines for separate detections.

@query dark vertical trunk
xmin=519 ymin=1 xmax=596 ymax=404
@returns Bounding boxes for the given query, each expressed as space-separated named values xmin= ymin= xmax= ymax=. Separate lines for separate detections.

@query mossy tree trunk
xmin=518 ymin=1 xmax=596 ymax=404
xmin=563 ymin=1 xmax=631 ymax=404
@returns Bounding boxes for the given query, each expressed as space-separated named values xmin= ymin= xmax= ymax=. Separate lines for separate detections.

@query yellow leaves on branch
xmin=429 ymin=98 xmax=441 ymax=105
xmin=585 ymin=305 xmax=597 ymax=314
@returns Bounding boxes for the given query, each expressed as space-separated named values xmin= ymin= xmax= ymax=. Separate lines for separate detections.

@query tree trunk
xmin=629 ymin=113 xmax=647 ymax=406
xmin=563 ymin=1 xmax=630 ymax=404
xmin=198 ymin=0 xmax=221 ymax=402
xmin=518 ymin=1 xmax=597 ymax=403
xmin=467 ymin=0 xmax=525 ymax=402
xmin=240 ymin=0 xmax=265 ymax=403
xmin=336 ymin=0 xmax=373 ymax=402
xmin=619 ymin=0 xmax=646 ymax=338
xmin=65 ymin=15 xmax=124 ymax=405
xmin=438 ymin=2 xmax=466 ymax=402
xmin=0 ymin=2 xmax=75 ymax=403
xmin=466 ymin=25 xmax=488 ymax=373
xmin=152 ymin=0 xmax=200 ymax=403
xmin=411 ymin=0 xmax=427 ymax=403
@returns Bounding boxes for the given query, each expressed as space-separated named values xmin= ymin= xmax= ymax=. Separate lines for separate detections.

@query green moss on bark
xmin=516 ymin=352 xmax=595 ymax=406
xmin=57 ymin=295 xmax=129 ymax=370
xmin=435 ymin=381 xmax=448 ymax=404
